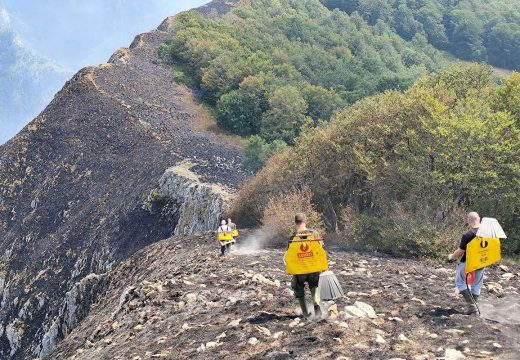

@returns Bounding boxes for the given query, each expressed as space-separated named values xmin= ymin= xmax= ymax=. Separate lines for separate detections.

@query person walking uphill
xmin=285 ymin=213 xmax=326 ymax=319
xmin=448 ymin=212 xmax=484 ymax=315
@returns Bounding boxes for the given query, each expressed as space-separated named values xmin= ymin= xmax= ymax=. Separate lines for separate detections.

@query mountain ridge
xmin=0 ymin=1 xmax=246 ymax=357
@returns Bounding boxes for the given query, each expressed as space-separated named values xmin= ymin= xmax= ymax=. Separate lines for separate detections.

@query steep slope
xmin=52 ymin=235 xmax=520 ymax=359
xmin=0 ymin=1 xmax=246 ymax=358
xmin=0 ymin=8 xmax=69 ymax=144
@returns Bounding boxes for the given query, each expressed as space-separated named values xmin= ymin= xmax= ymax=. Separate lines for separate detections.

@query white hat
xmin=221 ymin=220 xmax=226 ymax=225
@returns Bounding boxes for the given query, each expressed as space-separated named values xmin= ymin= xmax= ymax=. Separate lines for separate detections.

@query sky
xmin=0 ymin=0 xmax=208 ymax=71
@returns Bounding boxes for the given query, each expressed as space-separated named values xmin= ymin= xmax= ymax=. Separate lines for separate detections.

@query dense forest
xmin=231 ymin=65 xmax=520 ymax=257
xmin=160 ymin=0 xmax=449 ymax=169
xmin=321 ymin=0 xmax=520 ymax=70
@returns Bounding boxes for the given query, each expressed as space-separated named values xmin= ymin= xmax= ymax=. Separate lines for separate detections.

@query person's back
xmin=227 ymin=218 xmax=237 ymax=231
xmin=287 ymin=213 xmax=323 ymax=319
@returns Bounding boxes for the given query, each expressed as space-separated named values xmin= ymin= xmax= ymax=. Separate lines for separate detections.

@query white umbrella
xmin=477 ymin=218 xmax=507 ymax=239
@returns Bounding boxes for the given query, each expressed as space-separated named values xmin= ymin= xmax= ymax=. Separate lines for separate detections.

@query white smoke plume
xmin=233 ymin=228 xmax=279 ymax=255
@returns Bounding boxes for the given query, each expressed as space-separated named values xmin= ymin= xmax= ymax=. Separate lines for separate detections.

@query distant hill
xmin=0 ymin=8 xmax=69 ymax=144
xmin=320 ymin=0 xmax=520 ymax=70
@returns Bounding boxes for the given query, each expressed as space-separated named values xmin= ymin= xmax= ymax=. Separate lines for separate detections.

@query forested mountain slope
xmin=321 ymin=0 xmax=520 ymax=70
xmin=160 ymin=0 xmax=449 ymax=147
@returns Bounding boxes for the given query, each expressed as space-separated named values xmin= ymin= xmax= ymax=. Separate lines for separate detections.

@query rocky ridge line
xmin=0 ymin=0 xmax=246 ymax=357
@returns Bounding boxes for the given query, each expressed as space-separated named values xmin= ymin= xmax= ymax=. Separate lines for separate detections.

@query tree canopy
xmin=161 ymin=0 xmax=448 ymax=146
xmin=321 ymin=0 xmax=520 ymax=70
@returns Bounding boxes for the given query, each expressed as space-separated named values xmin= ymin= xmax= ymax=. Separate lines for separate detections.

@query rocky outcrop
xmin=155 ymin=162 xmax=233 ymax=236
xmin=37 ymin=273 xmax=107 ymax=358
xmin=0 ymin=1 xmax=247 ymax=358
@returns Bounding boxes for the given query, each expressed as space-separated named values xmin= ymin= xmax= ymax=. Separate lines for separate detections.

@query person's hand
xmin=447 ymin=254 xmax=454 ymax=262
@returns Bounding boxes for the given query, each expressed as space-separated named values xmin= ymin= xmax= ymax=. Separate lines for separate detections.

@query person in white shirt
xmin=218 ymin=219 xmax=232 ymax=256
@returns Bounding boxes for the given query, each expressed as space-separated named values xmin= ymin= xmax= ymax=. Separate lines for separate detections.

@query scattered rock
xmin=205 ymin=341 xmax=220 ymax=349
xmin=354 ymin=301 xmax=377 ymax=318
xmin=411 ymin=297 xmax=426 ymax=306
xmin=328 ymin=304 xmax=339 ymax=318
xmin=255 ymin=325 xmax=271 ymax=337
xmin=375 ymin=334 xmax=386 ymax=344
xmin=445 ymin=348 xmax=466 ymax=360
xmin=185 ymin=293 xmax=197 ymax=303
xmin=252 ymin=274 xmax=276 ymax=287
xmin=492 ymin=342 xmax=502 ymax=348
xmin=398 ymin=334 xmax=409 ymax=342
xmin=272 ymin=331 xmax=284 ymax=339
xmin=289 ymin=318 xmax=301 ymax=327
xmin=228 ymin=319 xmax=241 ymax=327
xmin=388 ymin=317 xmax=403 ymax=322
xmin=247 ymin=337 xmax=259 ymax=346
xmin=344 ymin=306 xmax=365 ymax=318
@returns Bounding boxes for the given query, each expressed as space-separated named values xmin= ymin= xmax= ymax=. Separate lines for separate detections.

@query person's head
xmin=227 ymin=218 xmax=232 ymax=223
xmin=467 ymin=212 xmax=480 ymax=228
xmin=294 ymin=212 xmax=307 ymax=229
xmin=221 ymin=219 xmax=227 ymax=226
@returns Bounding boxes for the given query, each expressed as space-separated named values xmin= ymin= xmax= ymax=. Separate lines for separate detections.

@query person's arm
xmin=448 ymin=248 xmax=465 ymax=261
xmin=449 ymin=231 xmax=473 ymax=261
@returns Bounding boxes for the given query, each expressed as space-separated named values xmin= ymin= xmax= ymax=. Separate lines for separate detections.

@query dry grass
xmin=260 ymin=186 xmax=325 ymax=246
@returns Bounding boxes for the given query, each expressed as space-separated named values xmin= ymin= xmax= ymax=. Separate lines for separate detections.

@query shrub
xmin=260 ymin=187 xmax=325 ymax=247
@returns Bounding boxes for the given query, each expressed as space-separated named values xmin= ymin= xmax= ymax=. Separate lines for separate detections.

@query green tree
xmin=260 ymin=86 xmax=309 ymax=143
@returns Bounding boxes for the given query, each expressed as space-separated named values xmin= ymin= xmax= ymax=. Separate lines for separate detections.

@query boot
xmin=310 ymin=287 xmax=322 ymax=319
xmin=460 ymin=289 xmax=478 ymax=315
xmin=298 ymin=298 xmax=309 ymax=318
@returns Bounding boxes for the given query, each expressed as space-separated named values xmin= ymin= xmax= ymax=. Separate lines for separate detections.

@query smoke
xmin=233 ymin=228 xmax=278 ymax=255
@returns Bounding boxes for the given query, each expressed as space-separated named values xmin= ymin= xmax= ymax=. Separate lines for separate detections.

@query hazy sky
xmin=0 ymin=0 xmax=208 ymax=71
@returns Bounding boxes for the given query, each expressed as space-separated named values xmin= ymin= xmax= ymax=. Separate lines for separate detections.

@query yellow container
xmin=465 ymin=236 xmax=501 ymax=272
xmin=218 ymin=232 xmax=234 ymax=242
xmin=285 ymin=232 xmax=328 ymax=275
xmin=232 ymin=229 xmax=239 ymax=237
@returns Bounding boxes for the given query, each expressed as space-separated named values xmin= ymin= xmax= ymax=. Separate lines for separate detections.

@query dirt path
xmin=53 ymin=235 xmax=520 ymax=360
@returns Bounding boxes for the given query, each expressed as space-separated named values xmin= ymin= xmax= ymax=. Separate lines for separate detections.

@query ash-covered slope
xmin=0 ymin=1 xmax=245 ymax=358
xmin=52 ymin=235 xmax=520 ymax=359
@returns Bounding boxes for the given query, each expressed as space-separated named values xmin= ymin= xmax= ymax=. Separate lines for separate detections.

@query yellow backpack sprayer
xmin=285 ymin=232 xmax=344 ymax=301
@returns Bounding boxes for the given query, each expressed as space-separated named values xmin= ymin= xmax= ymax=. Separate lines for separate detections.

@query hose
xmin=465 ymin=271 xmax=483 ymax=315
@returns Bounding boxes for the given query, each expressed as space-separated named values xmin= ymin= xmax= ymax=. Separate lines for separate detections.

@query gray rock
xmin=445 ymin=348 xmax=466 ymax=360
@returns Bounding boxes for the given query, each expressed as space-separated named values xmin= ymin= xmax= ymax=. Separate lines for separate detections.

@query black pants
xmin=291 ymin=272 xmax=320 ymax=299
xmin=220 ymin=242 xmax=232 ymax=255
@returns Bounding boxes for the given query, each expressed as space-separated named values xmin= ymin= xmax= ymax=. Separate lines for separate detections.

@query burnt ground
xmin=53 ymin=235 xmax=520 ymax=360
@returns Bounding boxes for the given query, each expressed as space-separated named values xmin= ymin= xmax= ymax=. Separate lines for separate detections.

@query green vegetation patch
xmin=321 ymin=0 xmax=520 ymax=70
xmin=161 ymin=0 xmax=448 ymax=147
xmin=231 ymin=65 xmax=520 ymax=258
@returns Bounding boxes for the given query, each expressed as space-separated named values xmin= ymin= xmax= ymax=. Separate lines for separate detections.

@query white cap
xmin=221 ymin=220 xmax=226 ymax=225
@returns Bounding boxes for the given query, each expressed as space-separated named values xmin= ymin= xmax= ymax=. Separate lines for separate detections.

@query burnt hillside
xmin=0 ymin=1 xmax=245 ymax=358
